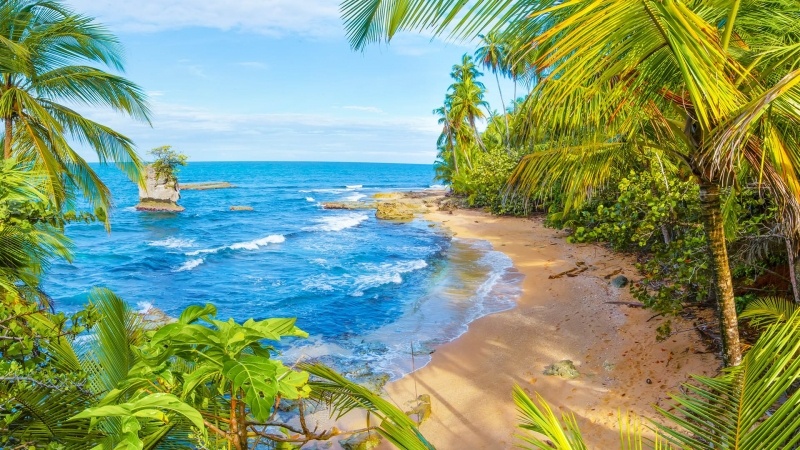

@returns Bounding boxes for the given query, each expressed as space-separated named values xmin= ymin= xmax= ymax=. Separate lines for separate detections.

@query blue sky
xmin=65 ymin=0 xmax=515 ymax=164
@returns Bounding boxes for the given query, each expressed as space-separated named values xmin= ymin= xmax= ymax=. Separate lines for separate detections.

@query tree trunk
xmin=699 ymin=182 xmax=742 ymax=366
xmin=229 ymin=386 xmax=247 ymax=450
xmin=785 ymin=236 xmax=800 ymax=304
xmin=495 ymin=72 xmax=510 ymax=149
xmin=4 ymin=117 xmax=11 ymax=159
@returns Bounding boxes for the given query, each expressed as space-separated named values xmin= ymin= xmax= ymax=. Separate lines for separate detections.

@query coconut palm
xmin=339 ymin=0 xmax=800 ymax=367
xmin=0 ymin=0 xmax=150 ymax=215
xmin=475 ymin=32 xmax=511 ymax=147
xmin=448 ymin=55 xmax=488 ymax=152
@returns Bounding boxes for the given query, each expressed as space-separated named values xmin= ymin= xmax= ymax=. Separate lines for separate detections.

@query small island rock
xmin=181 ymin=181 xmax=233 ymax=190
xmin=229 ymin=205 xmax=254 ymax=211
xmin=136 ymin=165 xmax=183 ymax=212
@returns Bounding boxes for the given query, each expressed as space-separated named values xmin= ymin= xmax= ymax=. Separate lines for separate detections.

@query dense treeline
xmin=340 ymin=0 xmax=800 ymax=447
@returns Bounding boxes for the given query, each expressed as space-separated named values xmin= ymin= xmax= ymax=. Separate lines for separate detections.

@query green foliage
xmin=149 ymin=146 xmax=187 ymax=184
xmin=450 ymin=145 xmax=529 ymax=215
xmin=0 ymin=0 xmax=150 ymax=215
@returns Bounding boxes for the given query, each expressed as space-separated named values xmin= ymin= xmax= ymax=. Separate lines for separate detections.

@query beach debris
xmin=605 ymin=301 xmax=645 ymax=308
xmin=136 ymin=165 xmax=184 ymax=212
xmin=340 ymin=431 xmax=382 ymax=450
xmin=229 ymin=205 xmax=253 ymax=211
xmin=548 ymin=266 xmax=589 ymax=279
xmin=603 ymin=268 xmax=623 ymax=279
xmin=405 ymin=394 xmax=432 ymax=424
xmin=180 ymin=181 xmax=233 ymax=190
xmin=376 ymin=201 xmax=415 ymax=221
xmin=543 ymin=360 xmax=580 ymax=379
xmin=610 ymin=275 xmax=629 ymax=288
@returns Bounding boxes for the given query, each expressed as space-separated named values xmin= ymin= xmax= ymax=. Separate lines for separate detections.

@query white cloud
xmin=342 ymin=105 xmax=384 ymax=114
xmin=65 ymin=0 xmax=342 ymax=36
xmin=76 ymin=100 xmax=440 ymax=163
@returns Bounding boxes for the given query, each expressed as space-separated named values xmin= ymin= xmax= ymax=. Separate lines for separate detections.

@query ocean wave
xmin=306 ymin=197 xmax=315 ymax=202
xmin=148 ymin=237 xmax=195 ymax=249
xmin=305 ymin=213 xmax=368 ymax=232
xmin=346 ymin=184 xmax=363 ymax=190
xmin=427 ymin=184 xmax=448 ymax=191
xmin=352 ymin=259 xmax=428 ymax=295
xmin=175 ymin=258 xmax=204 ymax=272
xmin=186 ymin=234 xmax=285 ymax=256
xmin=341 ymin=193 xmax=366 ymax=202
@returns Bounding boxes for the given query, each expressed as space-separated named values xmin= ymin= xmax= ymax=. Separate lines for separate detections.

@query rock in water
xmin=340 ymin=432 xmax=382 ymax=450
xmin=611 ymin=275 xmax=629 ymax=288
xmin=375 ymin=201 xmax=414 ymax=221
xmin=136 ymin=166 xmax=184 ymax=212
xmin=181 ymin=181 xmax=233 ymax=190
xmin=543 ymin=360 xmax=580 ymax=379
xmin=229 ymin=205 xmax=254 ymax=211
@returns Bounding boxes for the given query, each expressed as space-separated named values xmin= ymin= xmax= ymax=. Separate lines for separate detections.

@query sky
xmin=64 ymin=0 xmax=515 ymax=164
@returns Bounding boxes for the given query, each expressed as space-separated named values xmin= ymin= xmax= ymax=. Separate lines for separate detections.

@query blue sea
xmin=44 ymin=162 xmax=522 ymax=379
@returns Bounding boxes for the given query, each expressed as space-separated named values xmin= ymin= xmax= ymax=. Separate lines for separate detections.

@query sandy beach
xmin=378 ymin=207 xmax=720 ymax=448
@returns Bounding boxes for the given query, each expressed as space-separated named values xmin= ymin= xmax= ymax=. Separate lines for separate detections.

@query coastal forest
xmin=2 ymin=0 xmax=800 ymax=449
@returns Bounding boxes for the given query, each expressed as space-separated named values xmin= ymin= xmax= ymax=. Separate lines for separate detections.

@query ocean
xmin=44 ymin=162 xmax=523 ymax=380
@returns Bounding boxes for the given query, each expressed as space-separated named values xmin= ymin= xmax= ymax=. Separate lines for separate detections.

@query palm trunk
xmin=495 ymin=72 xmax=510 ymax=149
xmin=699 ymin=182 xmax=742 ymax=366
xmin=4 ymin=117 xmax=11 ymax=159
xmin=785 ymin=236 xmax=800 ymax=304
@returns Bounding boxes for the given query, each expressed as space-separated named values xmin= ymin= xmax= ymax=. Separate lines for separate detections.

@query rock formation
xmin=181 ymin=181 xmax=233 ymax=190
xmin=375 ymin=201 xmax=415 ymax=221
xmin=135 ymin=165 xmax=184 ymax=212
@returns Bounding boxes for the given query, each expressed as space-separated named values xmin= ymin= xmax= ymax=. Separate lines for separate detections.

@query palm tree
xmin=0 ymin=0 xmax=150 ymax=215
xmin=338 ymin=0 xmax=800 ymax=367
xmin=448 ymin=55 xmax=488 ymax=152
xmin=475 ymin=32 xmax=511 ymax=148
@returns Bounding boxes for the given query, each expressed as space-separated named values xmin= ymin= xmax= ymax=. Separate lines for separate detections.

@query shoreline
xmin=379 ymin=205 xmax=720 ymax=448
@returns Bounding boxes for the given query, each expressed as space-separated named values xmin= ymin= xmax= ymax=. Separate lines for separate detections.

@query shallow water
xmin=44 ymin=162 xmax=522 ymax=379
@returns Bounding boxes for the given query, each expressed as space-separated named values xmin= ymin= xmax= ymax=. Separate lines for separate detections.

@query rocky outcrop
xmin=181 ymin=181 xmax=233 ymax=190
xmin=229 ymin=205 xmax=254 ymax=211
xmin=321 ymin=201 xmax=376 ymax=210
xmin=136 ymin=166 xmax=183 ymax=212
xmin=375 ymin=201 xmax=415 ymax=221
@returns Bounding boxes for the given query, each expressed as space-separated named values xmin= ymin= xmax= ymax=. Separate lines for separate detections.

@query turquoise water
xmin=44 ymin=162 xmax=522 ymax=379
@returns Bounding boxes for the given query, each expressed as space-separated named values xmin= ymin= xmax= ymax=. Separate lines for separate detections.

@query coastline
xmin=380 ymin=206 xmax=720 ymax=448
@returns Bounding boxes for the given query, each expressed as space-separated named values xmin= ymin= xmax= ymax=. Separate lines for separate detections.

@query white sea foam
xmin=230 ymin=234 xmax=286 ymax=250
xmin=305 ymin=213 xmax=368 ymax=232
xmin=186 ymin=234 xmax=285 ymax=256
xmin=345 ymin=184 xmax=363 ymax=190
xmin=305 ymin=197 xmax=315 ymax=202
xmin=427 ymin=184 xmax=448 ymax=191
xmin=136 ymin=301 xmax=154 ymax=313
xmin=341 ymin=193 xmax=366 ymax=202
xmin=148 ymin=237 xmax=195 ymax=249
xmin=352 ymin=259 xmax=428 ymax=295
xmin=175 ymin=258 xmax=204 ymax=272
